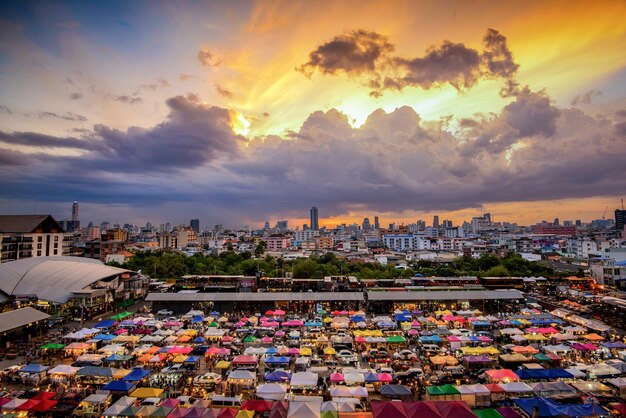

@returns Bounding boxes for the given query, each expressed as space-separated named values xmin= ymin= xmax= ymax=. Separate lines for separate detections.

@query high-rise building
xmin=554 ymin=218 xmax=560 ymax=226
xmin=72 ymin=201 xmax=79 ymax=223
xmin=483 ymin=213 xmax=492 ymax=224
xmin=616 ymin=209 xmax=626 ymax=232
xmin=190 ymin=219 xmax=200 ymax=233
xmin=374 ymin=216 xmax=380 ymax=230
xmin=362 ymin=217 xmax=371 ymax=232
xmin=276 ymin=220 xmax=288 ymax=231
xmin=310 ymin=207 xmax=319 ymax=231
xmin=264 ymin=221 xmax=270 ymax=230
xmin=442 ymin=220 xmax=453 ymax=228
xmin=433 ymin=215 xmax=439 ymax=228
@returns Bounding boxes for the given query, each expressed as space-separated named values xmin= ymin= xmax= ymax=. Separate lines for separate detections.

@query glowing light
xmin=232 ymin=112 xmax=251 ymax=136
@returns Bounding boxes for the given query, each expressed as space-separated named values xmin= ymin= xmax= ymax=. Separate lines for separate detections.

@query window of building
xmin=37 ymin=251 xmax=41 ymax=256
xmin=54 ymin=236 xmax=59 ymax=242
xmin=54 ymin=243 xmax=58 ymax=249
xmin=38 ymin=236 xmax=42 ymax=242
xmin=37 ymin=243 xmax=42 ymax=249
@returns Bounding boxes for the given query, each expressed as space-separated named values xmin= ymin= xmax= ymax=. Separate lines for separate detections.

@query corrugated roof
xmin=146 ymin=291 xmax=364 ymax=302
xmin=0 ymin=214 xmax=59 ymax=233
xmin=0 ymin=257 xmax=131 ymax=303
xmin=367 ymin=289 xmax=524 ymax=301
xmin=0 ymin=307 xmax=50 ymax=334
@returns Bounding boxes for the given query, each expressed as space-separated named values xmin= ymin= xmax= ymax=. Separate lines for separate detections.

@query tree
xmin=482 ymin=265 xmax=510 ymax=277
xmin=254 ymin=242 xmax=266 ymax=258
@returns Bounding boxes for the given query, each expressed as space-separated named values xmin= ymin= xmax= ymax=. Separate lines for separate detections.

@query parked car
xmin=157 ymin=309 xmax=174 ymax=316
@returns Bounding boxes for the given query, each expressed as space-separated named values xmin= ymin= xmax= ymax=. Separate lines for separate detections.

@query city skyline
xmin=0 ymin=1 xmax=625 ymax=225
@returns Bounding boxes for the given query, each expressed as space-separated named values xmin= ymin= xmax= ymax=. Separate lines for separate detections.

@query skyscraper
xmin=72 ymin=201 xmax=79 ymax=223
xmin=362 ymin=217 xmax=371 ymax=232
xmin=310 ymin=207 xmax=319 ymax=231
xmin=190 ymin=219 xmax=200 ymax=233
xmin=374 ymin=216 xmax=380 ymax=230
xmin=433 ymin=215 xmax=439 ymax=228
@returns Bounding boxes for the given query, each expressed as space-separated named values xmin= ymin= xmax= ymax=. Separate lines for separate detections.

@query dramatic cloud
xmin=1 ymin=91 xmax=624 ymax=223
xmin=298 ymin=29 xmax=394 ymax=77
xmin=69 ymin=92 xmax=83 ymax=100
xmin=301 ymin=28 xmax=520 ymax=98
xmin=198 ymin=49 xmax=222 ymax=67
xmin=0 ymin=94 xmax=243 ymax=172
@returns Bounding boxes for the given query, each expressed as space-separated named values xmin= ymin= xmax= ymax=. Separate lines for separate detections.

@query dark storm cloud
xmin=1 ymin=91 xmax=624 ymax=222
xmin=298 ymin=30 xmax=394 ymax=76
xmin=198 ymin=49 xmax=222 ymax=67
xmin=301 ymin=28 xmax=520 ymax=98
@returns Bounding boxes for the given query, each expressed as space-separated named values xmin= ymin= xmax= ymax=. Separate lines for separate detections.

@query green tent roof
xmin=243 ymin=336 xmax=257 ymax=342
xmin=111 ymin=311 xmax=132 ymax=320
xmin=207 ymin=321 xmax=219 ymax=327
xmin=40 ymin=343 xmax=65 ymax=349
xmin=427 ymin=384 xmax=459 ymax=395
xmin=386 ymin=335 xmax=407 ymax=343
xmin=533 ymin=353 xmax=551 ymax=361
xmin=474 ymin=409 xmax=504 ymax=418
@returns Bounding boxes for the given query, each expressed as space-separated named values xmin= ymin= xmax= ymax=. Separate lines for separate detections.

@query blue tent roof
xmin=192 ymin=316 xmax=204 ymax=323
xmin=95 ymin=319 xmax=116 ymax=328
xmin=472 ymin=321 xmax=491 ymax=327
xmin=514 ymin=397 xmax=606 ymax=418
xmin=265 ymin=347 xmax=278 ymax=355
xmin=102 ymin=380 xmax=136 ymax=392
xmin=264 ymin=370 xmax=291 ymax=382
xmin=77 ymin=366 xmax=116 ymax=377
xmin=364 ymin=372 xmax=379 ymax=382
xmin=193 ymin=336 xmax=206 ymax=343
xmin=350 ymin=316 xmax=366 ymax=323
xmin=105 ymin=354 xmax=131 ymax=362
xmin=305 ymin=321 xmax=323 ymax=327
xmin=394 ymin=314 xmax=411 ymax=322
xmin=419 ymin=335 xmax=442 ymax=343
xmin=378 ymin=321 xmax=397 ymax=328
xmin=184 ymin=356 xmax=200 ymax=363
xmin=20 ymin=363 xmax=49 ymax=373
xmin=265 ymin=356 xmax=290 ymax=364
xmin=122 ymin=368 xmax=150 ymax=381
xmin=94 ymin=334 xmax=116 ymax=341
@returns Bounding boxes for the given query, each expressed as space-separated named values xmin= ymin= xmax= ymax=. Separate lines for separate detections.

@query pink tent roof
xmin=206 ymin=347 xmax=220 ymax=355
xmin=371 ymin=401 xmax=408 ymax=418
xmin=232 ymin=355 xmax=258 ymax=364
xmin=330 ymin=373 xmax=345 ymax=382
xmin=404 ymin=402 xmax=443 ymax=418
xmin=434 ymin=401 xmax=477 ymax=418
xmin=377 ymin=373 xmax=393 ymax=382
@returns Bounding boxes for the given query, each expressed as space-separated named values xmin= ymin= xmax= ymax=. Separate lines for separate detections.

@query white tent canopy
xmin=288 ymin=401 xmax=322 ymax=418
xmin=256 ymin=383 xmax=287 ymax=401
xmin=290 ymin=372 xmax=318 ymax=387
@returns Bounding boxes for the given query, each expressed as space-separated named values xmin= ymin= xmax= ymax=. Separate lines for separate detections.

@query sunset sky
xmin=0 ymin=0 xmax=625 ymax=228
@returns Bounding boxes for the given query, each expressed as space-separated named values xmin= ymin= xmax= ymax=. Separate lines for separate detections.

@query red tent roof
xmin=483 ymin=384 xmax=505 ymax=393
xmin=31 ymin=399 xmax=58 ymax=412
xmin=32 ymin=391 xmax=56 ymax=400
xmin=404 ymin=401 xmax=443 ymax=418
xmin=242 ymin=400 xmax=274 ymax=412
xmin=218 ymin=408 xmax=239 ymax=418
xmin=371 ymin=401 xmax=408 ymax=418
xmin=17 ymin=399 xmax=41 ymax=411
xmin=434 ymin=401 xmax=477 ymax=418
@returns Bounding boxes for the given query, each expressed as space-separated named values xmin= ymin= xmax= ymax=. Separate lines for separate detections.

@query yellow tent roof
xmin=172 ymin=355 xmax=188 ymax=363
xmin=215 ymin=360 xmax=231 ymax=369
xmin=523 ymin=334 xmax=548 ymax=341
xmin=130 ymin=388 xmax=164 ymax=399
xmin=323 ymin=317 xmax=333 ymax=323
xmin=236 ymin=410 xmax=255 ymax=418
xmin=583 ymin=333 xmax=604 ymax=341
xmin=324 ymin=347 xmax=336 ymax=355
xmin=113 ymin=368 xmax=131 ymax=379
xmin=300 ymin=347 xmax=312 ymax=356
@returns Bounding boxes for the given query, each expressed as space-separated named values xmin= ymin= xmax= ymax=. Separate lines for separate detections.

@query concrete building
xmin=265 ymin=235 xmax=291 ymax=252
xmin=0 ymin=215 xmax=71 ymax=263
xmin=310 ymin=207 xmax=319 ymax=231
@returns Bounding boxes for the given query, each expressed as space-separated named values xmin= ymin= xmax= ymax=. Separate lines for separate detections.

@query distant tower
xmin=433 ymin=215 xmax=439 ymax=228
xmin=362 ymin=217 xmax=371 ymax=232
xmin=72 ymin=201 xmax=79 ymax=222
xmin=374 ymin=216 xmax=380 ymax=230
xmin=310 ymin=207 xmax=319 ymax=231
xmin=190 ymin=219 xmax=200 ymax=233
